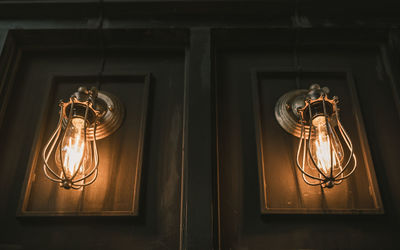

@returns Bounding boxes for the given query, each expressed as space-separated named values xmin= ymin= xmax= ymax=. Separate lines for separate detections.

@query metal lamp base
xmin=61 ymin=89 xmax=125 ymax=141
xmin=87 ymin=91 xmax=125 ymax=140
xmin=274 ymin=89 xmax=309 ymax=138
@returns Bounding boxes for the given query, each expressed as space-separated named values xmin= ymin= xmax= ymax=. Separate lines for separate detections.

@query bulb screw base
xmin=61 ymin=86 xmax=125 ymax=140
xmin=275 ymin=84 xmax=337 ymax=138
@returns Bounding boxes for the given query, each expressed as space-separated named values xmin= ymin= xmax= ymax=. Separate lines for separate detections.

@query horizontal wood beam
xmin=0 ymin=1 xmax=399 ymax=27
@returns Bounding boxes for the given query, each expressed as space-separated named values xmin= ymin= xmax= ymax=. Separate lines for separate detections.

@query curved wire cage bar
xmin=276 ymin=84 xmax=357 ymax=188
xmin=42 ymin=86 xmax=123 ymax=190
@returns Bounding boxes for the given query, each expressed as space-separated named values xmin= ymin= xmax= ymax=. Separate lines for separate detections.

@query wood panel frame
xmin=0 ymin=28 xmax=188 ymax=219
xmin=0 ymin=27 xmax=215 ymax=249
xmin=0 ymin=30 xmax=20 ymax=131
xmin=1 ymin=23 xmax=397 ymax=249
xmin=252 ymin=68 xmax=383 ymax=214
xmin=17 ymin=73 xmax=150 ymax=217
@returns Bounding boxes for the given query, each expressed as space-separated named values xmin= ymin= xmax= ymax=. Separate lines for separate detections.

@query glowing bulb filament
xmin=310 ymin=116 xmax=343 ymax=175
xmin=59 ymin=117 xmax=88 ymax=180
xmin=62 ymin=136 xmax=85 ymax=178
xmin=314 ymin=128 xmax=337 ymax=174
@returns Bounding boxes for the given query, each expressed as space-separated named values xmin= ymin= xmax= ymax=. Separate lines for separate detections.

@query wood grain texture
xmin=216 ymin=29 xmax=400 ymax=249
xmin=252 ymin=69 xmax=382 ymax=214
xmin=0 ymin=4 xmax=400 ymax=248
xmin=181 ymin=28 xmax=215 ymax=249
xmin=0 ymin=30 xmax=186 ymax=249
xmin=0 ymin=31 xmax=20 ymax=130
xmin=18 ymin=74 xmax=150 ymax=216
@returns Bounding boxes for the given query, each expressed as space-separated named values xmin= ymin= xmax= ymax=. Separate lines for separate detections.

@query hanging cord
xmin=293 ymin=0 xmax=301 ymax=89
xmin=97 ymin=0 xmax=106 ymax=89
xmin=293 ymin=28 xmax=301 ymax=89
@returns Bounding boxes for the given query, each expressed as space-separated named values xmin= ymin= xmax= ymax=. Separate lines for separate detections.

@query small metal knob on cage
xmin=42 ymin=86 xmax=124 ymax=189
xmin=275 ymin=84 xmax=356 ymax=188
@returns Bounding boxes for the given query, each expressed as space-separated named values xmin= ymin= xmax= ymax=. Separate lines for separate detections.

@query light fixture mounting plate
xmin=62 ymin=89 xmax=124 ymax=140
xmin=90 ymin=90 xmax=125 ymax=140
xmin=274 ymin=89 xmax=309 ymax=138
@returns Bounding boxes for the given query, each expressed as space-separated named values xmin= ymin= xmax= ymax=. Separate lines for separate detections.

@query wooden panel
xmin=0 ymin=29 xmax=185 ymax=249
xmin=252 ymin=69 xmax=382 ymax=214
xmin=18 ymin=74 xmax=149 ymax=216
xmin=0 ymin=30 xmax=20 ymax=129
xmin=216 ymin=29 xmax=400 ymax=250
xmin=182 ymin=28 xmax=215 ymax=249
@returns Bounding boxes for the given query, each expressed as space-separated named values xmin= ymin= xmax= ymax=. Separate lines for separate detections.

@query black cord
xmin=293 ymin=28 xmax=301 ymax=89
xmin=293 ymin=0 xmax=301 ymax=89
xmin=97 ymin=0 xmax=105 ymax=89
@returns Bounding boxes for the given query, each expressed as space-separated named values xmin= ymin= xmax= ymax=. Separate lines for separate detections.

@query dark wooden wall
xmin=216 ymin=29 xmax=399 ymax=249
xmin=0 ymin=1 xmax=400 ymax=250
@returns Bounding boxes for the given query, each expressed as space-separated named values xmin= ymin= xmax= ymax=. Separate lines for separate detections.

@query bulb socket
xmin=64 ymin=102 xmax=98 ymax=125
xmin=275 ymin=84 xmax=338 ymax=138
xmin=301 ymin=101 xmax=334 ymax=123
xmin=60 ymin=86 xmax=124 ymax=141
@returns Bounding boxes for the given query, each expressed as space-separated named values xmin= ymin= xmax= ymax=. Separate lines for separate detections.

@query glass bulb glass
xmin=55 ymin=117 xmax=92 ymax=180
xmin=308 ymin=116 xmax=344 ymax=175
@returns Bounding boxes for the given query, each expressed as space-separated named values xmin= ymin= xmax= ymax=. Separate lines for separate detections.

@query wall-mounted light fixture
xmin=42 ymin=86 xmax=124 ymax=189
xmin=275 ymin=84 xmax=356 ymax=188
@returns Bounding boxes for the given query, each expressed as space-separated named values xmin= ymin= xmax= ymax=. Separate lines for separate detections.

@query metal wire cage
xmin=42 ymin=87 xmax=101 ymax=189
xmin=275 ymin=84 xmax=357 ymax=188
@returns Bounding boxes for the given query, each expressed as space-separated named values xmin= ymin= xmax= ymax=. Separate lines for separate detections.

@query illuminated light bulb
xmin=55 ymin=117 xmax=92 ymax=181
xmin=308 ymin=116 xmax=344 ymax=175
xmin=43 ymin=86 xmax=124 ymax=190
xmin=275 ymin=84 xmax=357 ymax=188
xmin=45 ymin=95 xmax=99 ymax=190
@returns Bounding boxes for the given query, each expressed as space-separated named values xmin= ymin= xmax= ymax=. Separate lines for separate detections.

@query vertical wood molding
xmin=0 ymin=29 xmax=8 ymax=119
xmin=0 ymin=30 xmax=7 ymax=50
xmin=0 ymin=29 xmax=13 ymax=129
xmin=384 ymin=29 xmax=400 ymax=119
xmin=182 ymin=28 xmax=214 ymax=249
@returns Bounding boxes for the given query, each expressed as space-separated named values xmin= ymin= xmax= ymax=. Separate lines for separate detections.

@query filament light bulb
xmin=309 ymin=116 xmax=344 ymax=175
xmin=43 ymin=86 xmax=124 ymax=190
xmin=274 ymin=84 xmax=357 ymax=187
xmin=55 ymin=117 xmax=92 ymax=181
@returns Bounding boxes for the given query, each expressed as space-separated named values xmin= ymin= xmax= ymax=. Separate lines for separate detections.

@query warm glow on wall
xmin=43 ymin=86 xmax=124 ymax=189
xmin=275 ymin=84 xmax=356 ymax=188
